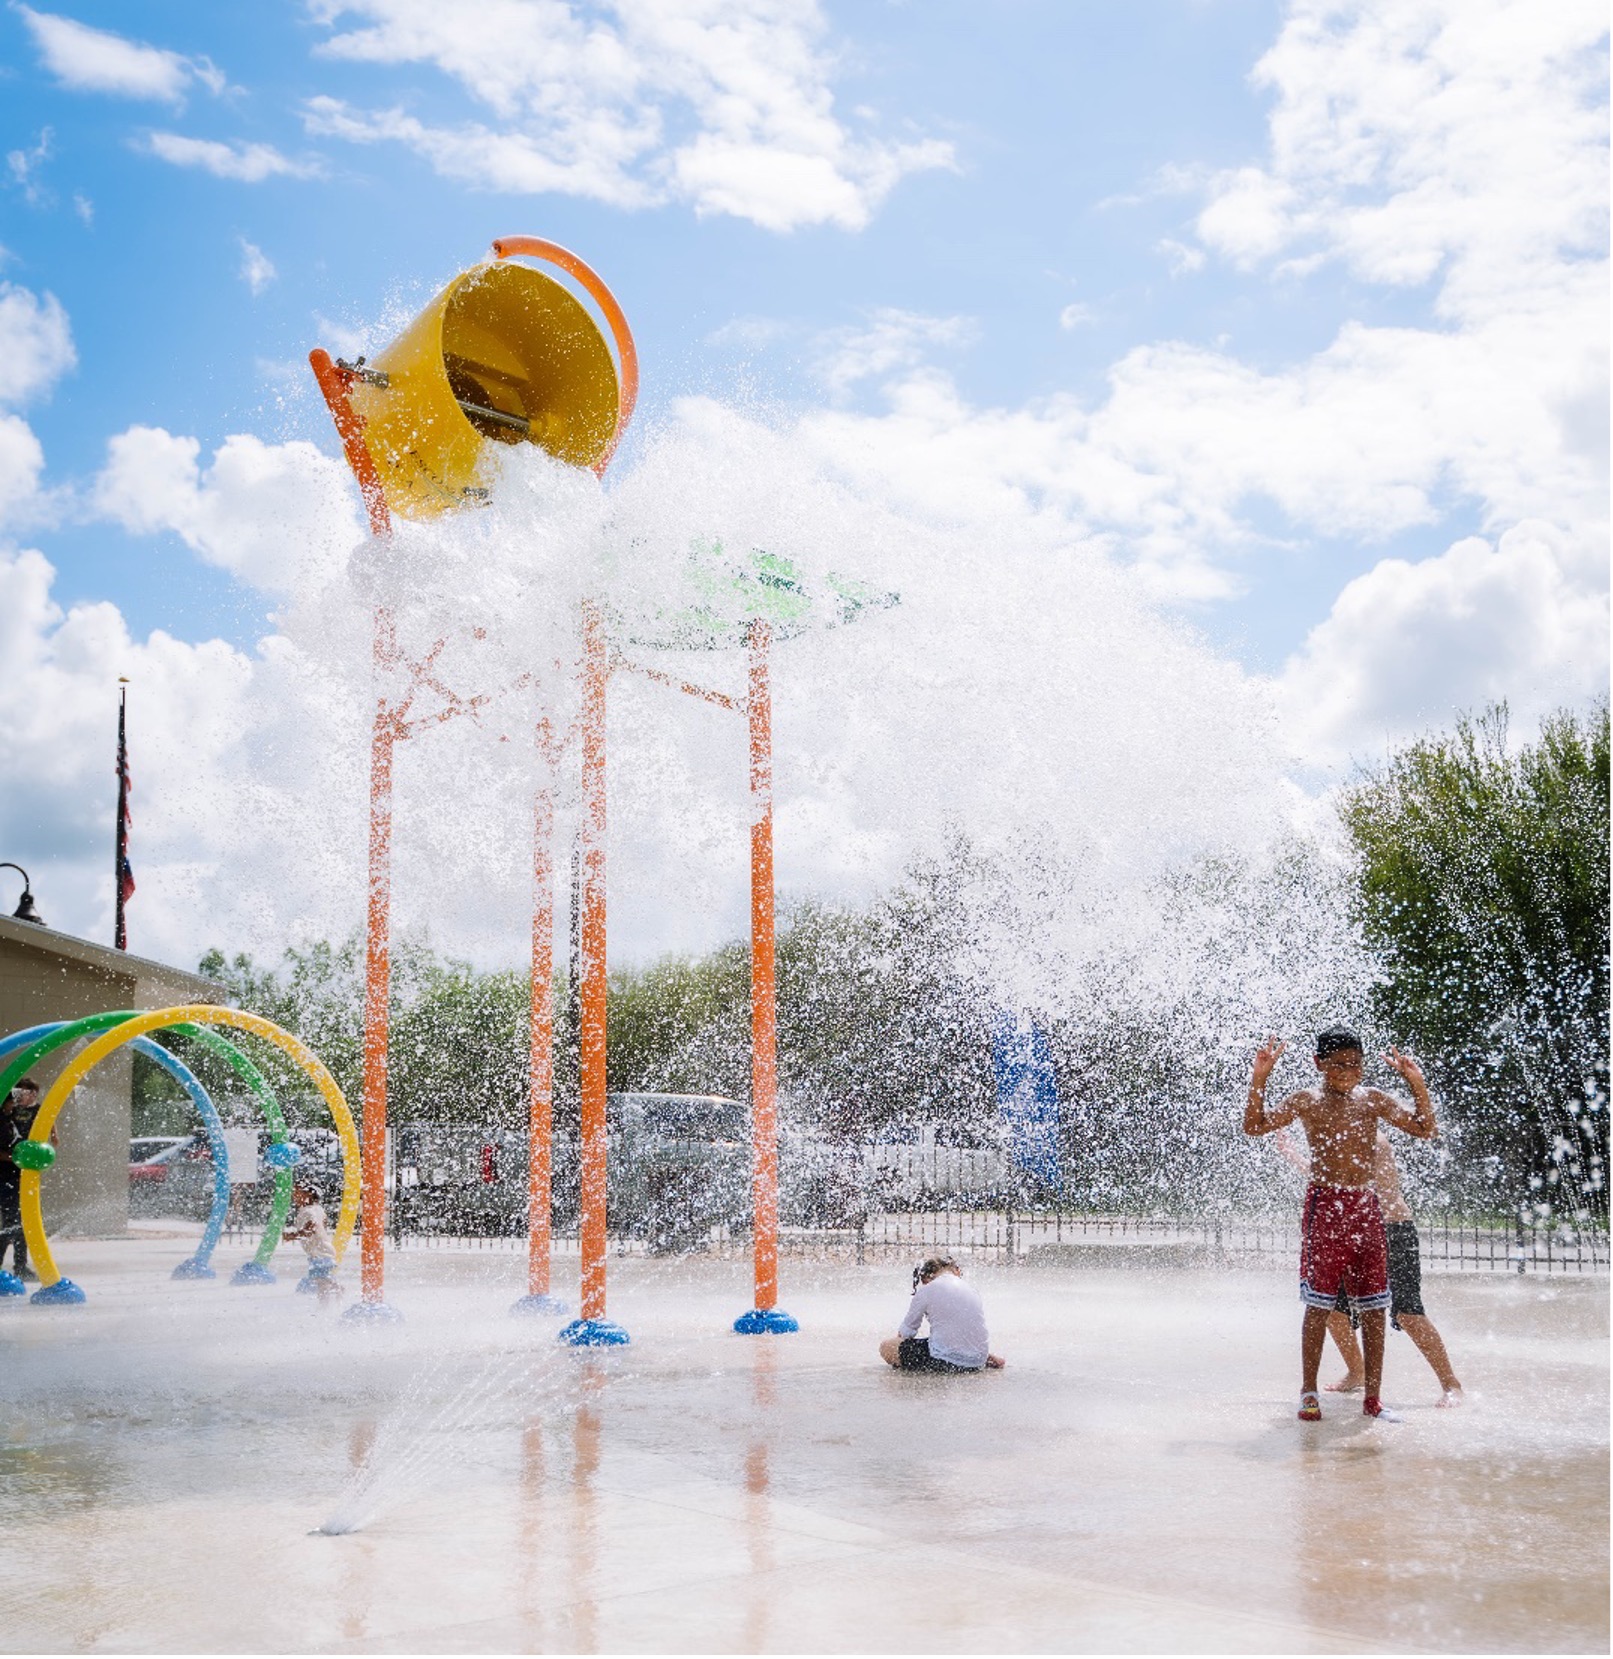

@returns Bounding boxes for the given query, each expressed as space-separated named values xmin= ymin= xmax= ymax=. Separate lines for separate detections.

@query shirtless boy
xmin=1244 ymin=1026 xmax=1436 ymax=1422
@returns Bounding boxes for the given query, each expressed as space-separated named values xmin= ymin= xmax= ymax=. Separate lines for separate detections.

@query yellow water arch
xmin=20 ymin=1007 xmax=360 ymax=1293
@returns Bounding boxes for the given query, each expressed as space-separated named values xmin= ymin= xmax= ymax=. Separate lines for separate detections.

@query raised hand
xmin=1383 ymin=1046 xmax=1425 ymax=1091
xmin=1252 ymin=1035 xmax=1286 ymax=1084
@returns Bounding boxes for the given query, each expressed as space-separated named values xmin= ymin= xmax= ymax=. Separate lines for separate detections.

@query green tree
xmin=195 ymin=936 xmax=537 ymax=1130
xmin=1342 ymin=702 xmax=1609 ymax=1216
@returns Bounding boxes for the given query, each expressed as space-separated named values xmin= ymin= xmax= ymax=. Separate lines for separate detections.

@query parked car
xmin=604 ymin=1094 xmax=751 ymax=1254
xmin=128 ymin=1133 xmax=215 ymax=1219
xmin=129 ymin=1135 xmax=188 ymax=1165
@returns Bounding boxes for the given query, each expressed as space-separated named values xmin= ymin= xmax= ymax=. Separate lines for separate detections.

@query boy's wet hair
xmin=1314 ymin=1025 xmax=1364 ymax=1059
xmin=913 ymin=1254 xmax=960 ymax=1289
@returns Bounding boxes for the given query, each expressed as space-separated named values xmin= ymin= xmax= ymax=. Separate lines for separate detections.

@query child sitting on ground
xmin=283 ymin=1178 xmax=342 ymax=1301
xmin=879 ymin=1254 xmax=1006 ymax=1373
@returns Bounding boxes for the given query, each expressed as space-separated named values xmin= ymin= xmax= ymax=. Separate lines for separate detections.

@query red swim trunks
xmin=1300 ymin=1184 xmax=1390 ymax=1313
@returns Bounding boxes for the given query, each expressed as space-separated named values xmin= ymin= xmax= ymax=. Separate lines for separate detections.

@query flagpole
xmin=114 ymin=680 xmax=131 ymax=951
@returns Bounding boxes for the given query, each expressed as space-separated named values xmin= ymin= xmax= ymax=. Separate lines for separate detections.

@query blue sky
xmin=0 ymin=0 xmax=1605 ymax=962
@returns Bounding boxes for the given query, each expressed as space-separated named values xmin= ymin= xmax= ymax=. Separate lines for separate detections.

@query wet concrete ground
xmin=0 ymin=1236 xmax=1606 ymax=1653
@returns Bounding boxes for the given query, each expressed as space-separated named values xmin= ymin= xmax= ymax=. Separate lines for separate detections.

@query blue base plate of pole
xmin=340 ymin=1298 xmax=404 ymax=1325
xmin=557 ymin=1317 xmax=630 ymax=1347
xmin=230 ymin=1261 xmax=277 ymax=1287
xmin=171 ymin=1258 xmax=217 ymax=1281
xmin=734 ymin=1307 xmax=800 ymax=1334
xmin=0 ymin=1270 xmax=25 ymax=1297
xmin=30 ymin=1277 xmax=86 ymax=1306
xmin=510 ymin=1293 xmax=569 ymax=1318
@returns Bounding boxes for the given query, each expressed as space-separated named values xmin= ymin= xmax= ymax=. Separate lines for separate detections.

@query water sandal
xmin=1297 ymin=1391 xmax=1322 ymax=1421
xmin=1363 ymin=1396 xmax=1402 ymax=1422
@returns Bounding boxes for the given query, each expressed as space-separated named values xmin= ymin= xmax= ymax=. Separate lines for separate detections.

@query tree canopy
xmin=1341 ymin=702 xmax=1608 ymax=1217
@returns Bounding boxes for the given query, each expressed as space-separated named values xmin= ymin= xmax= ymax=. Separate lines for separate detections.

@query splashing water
xmin=202 ymin=393 xmax=1386 ymax=1204
xmin=316 ymin=1331 xmax=611 ymax=1536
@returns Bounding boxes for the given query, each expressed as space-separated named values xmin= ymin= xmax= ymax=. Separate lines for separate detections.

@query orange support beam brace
xmin=310 ymin=350 xmax=403 ymax=1324
xmin=735 ymin=619 xmax=797 ymax=1334
xmin=559 ymin=600 xmax=628 ymax=1345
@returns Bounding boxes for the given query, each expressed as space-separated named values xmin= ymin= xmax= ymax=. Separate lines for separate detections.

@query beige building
xmin=0 ymin=915 xmax=224 ymax=1236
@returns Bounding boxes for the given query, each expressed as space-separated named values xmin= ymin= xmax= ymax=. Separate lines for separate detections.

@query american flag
xmin=115 ymin=685 xmax=134 ymax=946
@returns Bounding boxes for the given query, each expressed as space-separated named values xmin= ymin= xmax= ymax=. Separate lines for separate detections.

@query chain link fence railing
xmin=199 ymin=1118 xmax=1608 ymax=1275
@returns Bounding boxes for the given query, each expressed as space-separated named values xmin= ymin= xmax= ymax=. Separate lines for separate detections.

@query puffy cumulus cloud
xmin=0 ymin=416 xmax=46 ymax=527
xmin=91 ymin=427 xmax=361 ymax=592
xmin=14 ymin=6 xmax=225 ymax=105
xmin=0 ymin=544 xmax=281 ymax=961
xmin=777 ymin=0 xmax=1608 ymax=732
xmin=141 ymin=133 xmax=323 ymax=182
xmin=1278 ymin=521 xmax=1609 ymax=764
xmin=303 ymin=0 xmax=952 ymax=231
xmin=0 ymin=282 xmax=73 ymax=532
xmin=0 ymin=282 xmax=75 ymax=406
xmin=1194 ymin=0 xmax=1607 ymax=325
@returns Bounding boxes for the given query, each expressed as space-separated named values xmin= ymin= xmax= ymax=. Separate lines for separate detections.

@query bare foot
xmin=985 ymin=1354 xmax=1006 ymax=1370
xmin=1324 ymin=1374 xmax=1364 ymax=1394
xmin=1437 ymin=1385 xmax=1463 ymax=1408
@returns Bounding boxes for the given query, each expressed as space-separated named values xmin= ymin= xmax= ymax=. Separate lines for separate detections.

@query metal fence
xmin=383 ymin=1206 xmax=1608 ymax=1274
xmin=204 ymin=1120 xmax=1609 ymax=1275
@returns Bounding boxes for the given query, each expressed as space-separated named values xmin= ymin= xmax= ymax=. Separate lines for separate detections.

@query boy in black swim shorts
xmin=1327 ymin=1130 xmax=1462 ymax=1404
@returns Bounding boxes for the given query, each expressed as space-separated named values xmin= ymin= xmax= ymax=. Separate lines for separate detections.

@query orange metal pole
xmin=526 ymin=777 xmax=556 ymax=1300
xmin=359 ymin=664 xmax=395 ymax=1308
xmin=310 ymin=348 xmax=399 ymax=1318
xmin=488 ymin=243 xmax=637 ymax=1333
xmin=748 ymin=619 xmax=779 ymax=1313
xmin=578 ymin=601 xmax=610 ymax=1323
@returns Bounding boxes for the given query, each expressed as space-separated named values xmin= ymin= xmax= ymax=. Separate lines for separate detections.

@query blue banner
xmin=992 ymin=1010 xmax=1060 ymax=1189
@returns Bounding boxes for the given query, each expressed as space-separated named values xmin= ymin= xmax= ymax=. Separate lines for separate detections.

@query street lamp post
xmin=0 ymin=864 xmax=44 ymax=927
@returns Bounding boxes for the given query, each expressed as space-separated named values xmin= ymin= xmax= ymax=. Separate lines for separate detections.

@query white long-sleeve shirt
xmin=898 ymin=1271 xmax=990 ymax=1369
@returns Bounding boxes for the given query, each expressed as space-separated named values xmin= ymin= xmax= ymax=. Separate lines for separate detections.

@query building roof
xmin=0 ymin=913 xmax=227 ymax=1001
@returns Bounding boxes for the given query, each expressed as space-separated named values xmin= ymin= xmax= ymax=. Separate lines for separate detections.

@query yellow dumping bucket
xmin=349 ymin=259 xmax=622 ymax=520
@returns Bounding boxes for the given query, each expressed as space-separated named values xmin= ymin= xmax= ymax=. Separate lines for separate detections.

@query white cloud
xmin=237 ymin=238 xmax=276 ymax=295
xmin=302 ymin=0 xmax=953 ymax=231
xmin=1157 ymin=237 xmax=1206 ymax=276
xmin=1195 ymin=0 xmax=1608 ymax=325
xmin=1279 ymin=521 xmax=1609 ymax=763
xmin=72 ymin=191 xmax=92 ymax=224
xmin=15 ymin=6 xmax=225 ymax=104
xmin=814 ymin=309 xmax=973 ymax=397
xmin=0 ymin=416 xmax=47 ymax=527
xmin=0 ymin=542 xmax=322 ymax=967
xmin=6 ymin=127 xmax=53 ymax=205
xmin=141 ymin=133 xmax=322 ymax=182
xmin=1058 ymin=302 xmax=1094 ymax=330
xmin=0 ymin=282 xmax=75 ymax=405
xmin=91 ymin=427 xmax=361 ymax=592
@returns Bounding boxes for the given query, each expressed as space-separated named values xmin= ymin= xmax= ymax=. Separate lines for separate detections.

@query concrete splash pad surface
xmin=0 ymin=1239 xmax=1605 ymax=1654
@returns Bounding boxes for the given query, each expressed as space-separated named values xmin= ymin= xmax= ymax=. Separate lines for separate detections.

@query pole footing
xmin=340 ymin=1296 xmax=403 ymax=1325
xmin=171 ymin=1257 xmax=217 ymax=1281
xmin=558 ymin=1317 xmax=629 ymax=1347
xmin=511 ymin=1293 xmax=569 ymax=1318
xmin=230 ymin=1261 xmax=277 ymax=1287
xmin=734 ymin=1306 xmax=799 ymax=1335
xmin=0 ymin=1270 xmax=26 ymax=1297
xmin=30 ymin=1277 xmax=86 ymax=1306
